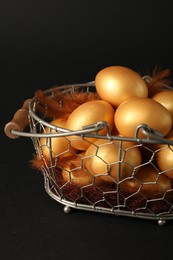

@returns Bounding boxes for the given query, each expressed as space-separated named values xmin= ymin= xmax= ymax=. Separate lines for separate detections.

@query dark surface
xmin=1 ymin=1 xmax=173 ymax=259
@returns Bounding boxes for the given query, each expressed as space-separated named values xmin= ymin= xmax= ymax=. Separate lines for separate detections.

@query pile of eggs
xmin=39 ymin=66 xmax=173 ymax=198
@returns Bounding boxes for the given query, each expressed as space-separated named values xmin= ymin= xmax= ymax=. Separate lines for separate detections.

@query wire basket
xmin=5 ymin=81 xmax=173 ymax=226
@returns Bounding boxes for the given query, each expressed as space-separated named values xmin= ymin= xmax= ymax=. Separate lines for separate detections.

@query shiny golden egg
xmin=84 ymin=139 xmax=142 ymax=183
xmin=95 ymin=66 xmax=148 ymax=107
xmin=114 ymin=97 xmax=172 ymax=138
xmin=65 ymin=100 xmax=115 ymax=150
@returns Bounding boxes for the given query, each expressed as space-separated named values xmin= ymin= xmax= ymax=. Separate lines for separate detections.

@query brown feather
xmin=30 ymin=155 xmax=45 ymax=171
xmin=30 ymin=153 xmax=79 ymax=171
xmin=146 ymin=66 xmax=172 ymax=97
xmin=35 ymin=88 xmax=100 ymax=119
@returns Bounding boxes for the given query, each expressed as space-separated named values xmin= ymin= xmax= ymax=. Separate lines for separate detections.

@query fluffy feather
xmin=35 ymin=88 xmax=100 ymax=119
xmin=146 ymin=66 xmax=172 ymax=97
xmin=30 ymin=155 xmax=46 ymax=171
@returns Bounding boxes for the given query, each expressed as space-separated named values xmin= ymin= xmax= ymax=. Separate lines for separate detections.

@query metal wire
xmin=12 ymin=82 xmax=173 ymax=225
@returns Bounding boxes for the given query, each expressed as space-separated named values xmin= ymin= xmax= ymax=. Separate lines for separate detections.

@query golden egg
xmin=114 ymin=97 xmax=172 ymax=138
xmin=95 ymin=66 xmax=148 ymax=107
xmin=40 ymin=118 xmax=77 ymax=160
xmin=152 ymin=90 xmax=173 ymax=120
xmin=84 ymin=139 xmax=142 ymax=183
xmin=61 ymin=153 xmax=100 ymax=186
xmin=65 ymin=100 xmax=115 ymax=150
xmin=62 ymin=166 xmax=93 ymax=187
xmin=156 ymin=129 xmax=173 ymax=179
xmin=156 ymin=147 xmax=173 ymax=179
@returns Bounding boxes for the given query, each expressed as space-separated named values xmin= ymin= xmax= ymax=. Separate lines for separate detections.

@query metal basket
xmin=5 ymin=82 xmax=173 ymax=226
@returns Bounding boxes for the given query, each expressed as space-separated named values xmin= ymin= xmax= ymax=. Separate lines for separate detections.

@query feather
xmin=35 ymin=88 xmax=100 ymax=119
xmin=146 ymin=66 xmax=172 ymax=97
xmin=30 ymin=154 xmax=45 ymax=171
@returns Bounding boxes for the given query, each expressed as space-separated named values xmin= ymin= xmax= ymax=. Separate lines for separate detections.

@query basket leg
xmin=157 ymin=218 xmax=166 ymax=226
xmin=64 ymin=205 xmax=72 ymax=214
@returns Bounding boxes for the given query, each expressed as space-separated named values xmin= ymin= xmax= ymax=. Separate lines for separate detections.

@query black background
xmin=1 ymin=0 xmax=173 ymax=259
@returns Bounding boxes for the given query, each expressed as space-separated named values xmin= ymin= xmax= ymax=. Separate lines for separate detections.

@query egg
xmin=152 ymin=90 xmax=173 ymax=120
xmin=156 ymin=147 xmax=173 ymax=179
xmin=120 ymin=165 xmax=172 ymax=198
xmin=114 ymin=97 xmax=172 ymax=138
xmin=40 ymin=118 xmax=77 ymax=160
xmin=61 ymin=153 xmax=101 ymax=186
xmin=62 ymin=166 xmax=93 ymax=187
xmin=95 ymin=66 xmax=148 ymax=107
xmin=65 ymin=100 xmax=115 ymax=150
xmin=165 ymin=129 xmax=173 ymax=140
xmin=156 ymin=129 xmax=173 ymax=179
xmin=84 ymin=139 xmax=142 ymax=183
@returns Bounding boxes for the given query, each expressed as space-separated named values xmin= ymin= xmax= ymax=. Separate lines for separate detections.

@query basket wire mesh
xmin=8 ymin=82 xmax=173 ymax=225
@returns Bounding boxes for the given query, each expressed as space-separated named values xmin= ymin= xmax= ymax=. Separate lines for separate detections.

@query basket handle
xmin=4 ymin=99 xmax=31 ymax=139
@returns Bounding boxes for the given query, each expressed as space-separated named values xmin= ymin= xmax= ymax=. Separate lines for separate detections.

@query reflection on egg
xmin=61 ymin=153 xmax=101 ymax=186
xmin=114 ymin=97 xmax=172 ymax=138
xmin=40 ymin=118 xmax=77 ymax=160
xmin=95 ymin=66 xmax=148 ymax=107
xmin=157 ymin=147 xmax=173 ymax=179
xmin=65 ymin=100 xmax=115 ymax=150
xmin=156 ymin=129 xmax=173 ymax=179
xmin=84 ymin=139 xmax=142 ymax=183
xmin=152 ymin=90 xmax=173 ymax=120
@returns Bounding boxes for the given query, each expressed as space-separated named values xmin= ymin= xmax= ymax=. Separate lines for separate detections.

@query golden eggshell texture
xmin=114 ymin=97 xmax=172 ymax=138
xmin=152 ymin=90 xmax=173 ymax=119
xmin=84 ymin=139 xmax=142 ymax=183
xmin=156 ymin=129 xmax=173 ymax=179
xmin=95 ymin=66 xmax=148 ymax=107
xmin=40 ymin=118 xmax=77 ymax=160
xmin=65 ymin=100 xmax=115 ymax=150
xmin=61 ymin=153 xmax=101 ymax=186
xmin=157 ymin=147 xmax=173 ymax=179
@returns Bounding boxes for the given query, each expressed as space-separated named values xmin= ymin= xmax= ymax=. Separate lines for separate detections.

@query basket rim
xmin=9 ymin=81 xmax=173 ymax=145
xmin=29 ymin=81 xmax=96 ymax=132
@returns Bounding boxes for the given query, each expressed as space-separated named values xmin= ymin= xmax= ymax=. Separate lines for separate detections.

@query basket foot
xmin=64 ymin=205 xmax=71 ymax=214
xmin=157 ymin=219 xmax=166 ymax=226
